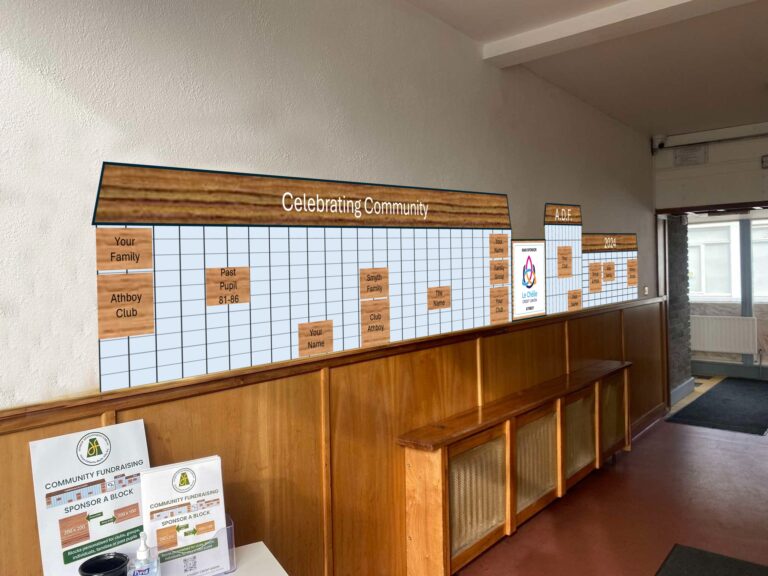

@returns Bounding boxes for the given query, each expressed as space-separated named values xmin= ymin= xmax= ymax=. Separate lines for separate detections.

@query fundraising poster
xmin=513 ymin=241 xmax=546 ymax=319
xmin=29 ymin=420 xmax=149 ymax=576
xmin=141 ymin=455 xmax=229 ymax=576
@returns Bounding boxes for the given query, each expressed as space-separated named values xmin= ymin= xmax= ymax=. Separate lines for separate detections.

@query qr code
xmin=183 ymin=555 xmax=197 ymax=573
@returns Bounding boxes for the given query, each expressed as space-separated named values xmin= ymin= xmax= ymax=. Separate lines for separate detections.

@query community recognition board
xmin=93 ymin=164 xmax=513 ymax=391
xmin=544 ymin=205 xmax=639 ymax=312
xmin=92 ymin=165 xmax=640 ymax=392
xmin=581 ymin=233 xmax=639 ymax=308
xmin=544 ymin=204 xmax=582 ymax=314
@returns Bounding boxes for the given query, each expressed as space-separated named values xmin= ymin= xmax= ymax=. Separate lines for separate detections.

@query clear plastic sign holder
xmin=132 ymin=516 xmax=236 ymax=575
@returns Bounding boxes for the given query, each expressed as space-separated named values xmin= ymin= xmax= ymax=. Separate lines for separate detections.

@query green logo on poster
xmin=88 ymin=438 xmax=103 ymax=457
xmin=76 ymin=432 xmax=111 ymax=466
xmin=172 ymin=468 xmax=196 ymax=493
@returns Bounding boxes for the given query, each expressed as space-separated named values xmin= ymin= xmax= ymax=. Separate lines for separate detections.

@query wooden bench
xmin=398 ymin=360 xmax=632 ymax=576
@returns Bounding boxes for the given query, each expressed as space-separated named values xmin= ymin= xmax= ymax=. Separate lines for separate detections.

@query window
xmin=688 ymin=222 xmax=740 ymax=301
xmin=753 ymin=220 xmax=768 ymax=302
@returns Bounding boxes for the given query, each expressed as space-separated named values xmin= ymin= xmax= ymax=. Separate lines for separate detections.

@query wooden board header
xmin=93 ymin=164 xmax=511 ymax=229
xmin=582 ymin=234 xmax=638 ymax=253
xmin=544 ymin=204 xmax=582 ymax=225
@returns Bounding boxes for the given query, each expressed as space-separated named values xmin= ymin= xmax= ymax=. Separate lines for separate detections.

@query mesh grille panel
xmin=449 ymin=435 xmax=506 ymax=557
xmin=600 ymin=375 xmax=625 ymax=450
xmin=516 ymin=411 xmax=557 ymax=513
xmin=565 ymin=392 xmax=595 ymax=478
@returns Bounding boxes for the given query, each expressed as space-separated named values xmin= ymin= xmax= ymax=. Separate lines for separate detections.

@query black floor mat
xmin=656 ymin=544 xmax=768 ymax=575
xmin=667 ymin=377 xmax=768 ymax=435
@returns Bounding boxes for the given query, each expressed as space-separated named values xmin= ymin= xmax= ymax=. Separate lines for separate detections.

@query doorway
xmin=687 ymin=212 xmax=766 ymax=378
xmin=660 ymin=205 xmax=768 ymax=435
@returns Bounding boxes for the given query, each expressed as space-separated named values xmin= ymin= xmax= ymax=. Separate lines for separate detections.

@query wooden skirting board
xmin=0 ymin=298 xmax=668 ymax=576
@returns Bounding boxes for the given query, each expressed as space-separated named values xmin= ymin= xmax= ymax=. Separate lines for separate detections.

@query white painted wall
xmin=0 ymin=0 xmax=654 ymax=410
xmin=655 ymin=135 xmax=768 ymax=209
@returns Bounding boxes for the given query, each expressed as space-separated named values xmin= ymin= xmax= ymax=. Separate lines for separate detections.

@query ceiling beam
xmin=483 ymin=0 xmax=758 ymax=68
xmin=664 ymin=121 xmax=768 ymax=147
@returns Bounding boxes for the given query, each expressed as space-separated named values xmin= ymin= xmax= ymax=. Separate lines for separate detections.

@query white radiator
xmin=690 ymin=315 xmax=758 ymax=355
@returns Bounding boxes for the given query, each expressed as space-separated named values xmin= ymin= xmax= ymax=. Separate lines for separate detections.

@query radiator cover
xmin=516 ymin=411 xmax=557 ymax=513
xmin=565 ymin=392 xmax=596 ymax=478
xmin=448 ymin=435 xmax=506 ymax=557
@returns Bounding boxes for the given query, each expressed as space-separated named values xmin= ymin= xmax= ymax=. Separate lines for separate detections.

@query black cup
xmin=78 ymin=552 xmax=130 ymax=576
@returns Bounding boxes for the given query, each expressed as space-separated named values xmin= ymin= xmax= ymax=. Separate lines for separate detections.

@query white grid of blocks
xmin=97 ymin=225 xmax=511 ymax=391
xmin=545 ymin=223 xmax=582 ymax=314
xmin=581 ymin=251 xmax=638 ymax=308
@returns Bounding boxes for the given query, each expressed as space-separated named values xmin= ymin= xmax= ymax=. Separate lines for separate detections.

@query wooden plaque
xmin=489 ymin=287 xmax=509 ymax=324
xmin=489 ymin=260 xmax=509 ymax=286
xmin=568 ymin=289 xmax=582 ymax=311
xmin=627 ymin=259 xmax=639 ymax=287
xmin=96 ymin=228 xmax=153 ymax=271
xmin=205 ymin=267 xmax=251 ymax=306
xmin=360 ymin=299 xmax=390 ymax=347
xmin=427 ymin=286 xmax=452 ymax=310
xmin=196 ymin=521 xmax=216 ymax=535
xmin=157 ymin=526 xmax=178 ymax=551
xmin=603 ymin=261 xmax=616 ymax=282
xmin=359 ymin=268 xmax=390 ymax=300
xmin=298 ymin=320 xmax=334 ymax=357
xmin=489 ymin=234 xmax=509 ymax=259
xmin=588 ymin=263 xmax=602 ymax=293
xmin=557 ymin=246 xmax=572 ymax=278
xmin=97 ymin=273 xmax=155 ymax=339
xmin=544 ymin=204 xmax=582 ymax=225
xmin=94 ymin=163 xmax=511 ymax=229
xmin=114 ymin=502 xmax=140 ymax=523
xmin=58 ymin=512 xmax=89 ymax=548
xmin=582 ymin=234 xmax=638 ymax=253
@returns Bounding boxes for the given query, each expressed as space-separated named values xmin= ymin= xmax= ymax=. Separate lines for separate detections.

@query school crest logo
xmin=76 ymin=432 xmax=111 ymax=466
xmin=172 ymin=468 xmax=197 ymax=493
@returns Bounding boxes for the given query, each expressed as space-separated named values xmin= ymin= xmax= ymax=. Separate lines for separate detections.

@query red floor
xmin=459 ymin=421 xmax=768 ymax=575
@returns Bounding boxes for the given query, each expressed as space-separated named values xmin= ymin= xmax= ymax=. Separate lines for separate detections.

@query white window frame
xmin=688 ymin=221 xmax=741 ymax=303
xmin=753 ymin=219 xmax=768 ymax=304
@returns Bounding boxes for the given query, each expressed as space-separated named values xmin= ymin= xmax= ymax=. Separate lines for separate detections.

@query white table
xmin=232 ymin=542 xmax=288 ymax=575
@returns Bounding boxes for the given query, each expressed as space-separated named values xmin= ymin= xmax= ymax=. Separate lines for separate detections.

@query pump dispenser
xmin=130 ymin=532 xmax=158 ymax=576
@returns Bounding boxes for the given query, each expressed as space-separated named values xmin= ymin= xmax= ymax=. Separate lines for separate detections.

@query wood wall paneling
xmin=0 ymin=417 xmax=104 ymax=576
xmin=405 ymin=448 xmax=449 ymax=576
xmin=330 ymin=342 xmax=478 ymax=576
xmin=622 ymin=303 xmax=666 ymax=424
xmin=481 ymin=323 xmax=566 ymax=404
xmin=117 ymin=373 xmax=325 ymax=576
xmin=568 ymin=311 xmax=623 ymax=372
xmin=0 ymin=299 xmax=669 ymax=575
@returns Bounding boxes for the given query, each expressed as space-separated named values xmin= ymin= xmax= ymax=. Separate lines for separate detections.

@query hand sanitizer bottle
xmin=131 ymin=532 xmax=158 ymax=576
